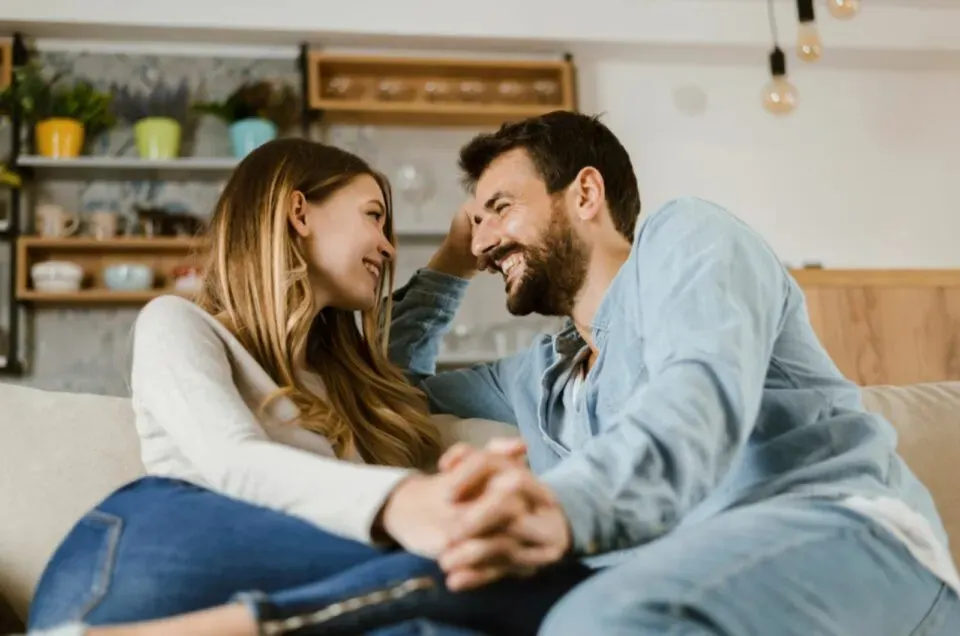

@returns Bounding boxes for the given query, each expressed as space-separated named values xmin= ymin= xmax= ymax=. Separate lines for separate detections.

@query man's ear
xmin=570 ymin=167 xmax=605 ymax=222
xmin=288 ymin=191 xmax=310 ymax=238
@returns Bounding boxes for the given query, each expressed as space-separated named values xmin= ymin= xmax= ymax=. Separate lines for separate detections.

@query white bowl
xmin=31 ymin=260 xmax=84 ymax=283
xmin=34 ymin=279 xmax=81 ymax=293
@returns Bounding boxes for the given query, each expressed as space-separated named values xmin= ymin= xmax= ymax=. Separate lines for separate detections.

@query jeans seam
xmin=257 ymin=575 xmax=437 ymax=635
xmin=76 ymin=510 xmax=124 ymax=622
xmin=908 ymin=583 xmax=950 ymax=636
xmin=664 ymin=525 xmax=869 ymax=636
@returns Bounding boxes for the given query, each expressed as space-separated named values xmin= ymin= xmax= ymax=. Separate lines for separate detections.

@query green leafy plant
xmin=0 ymin=61 xmax=115 ymax=136
xmin=192 ymin=79 xmax=299 ymax=129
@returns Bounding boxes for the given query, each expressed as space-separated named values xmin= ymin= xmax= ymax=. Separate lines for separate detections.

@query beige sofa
xmin=1 ymin=381 xmax=958 ymax=632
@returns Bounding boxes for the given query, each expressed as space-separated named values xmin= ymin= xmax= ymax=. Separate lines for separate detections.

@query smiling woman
xmin=24 ymin=138 xmax=594 ymax=636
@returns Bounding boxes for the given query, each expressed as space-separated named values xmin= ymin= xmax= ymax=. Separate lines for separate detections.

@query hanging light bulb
xmin=796 ymin=0 xmax=823 ymax=62
xmin=827 ymin=0 xmax=860 ymax=20
xmin=762 ymin=47 xmax=799 ymax=115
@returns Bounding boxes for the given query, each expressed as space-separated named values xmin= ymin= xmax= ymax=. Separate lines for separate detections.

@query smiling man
xmin=388 ymin=110 xmax=960 ymax=635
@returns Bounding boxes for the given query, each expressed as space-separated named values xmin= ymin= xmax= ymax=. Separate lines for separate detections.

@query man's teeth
xmin=501 ymin=254 xmax=522 ymax=276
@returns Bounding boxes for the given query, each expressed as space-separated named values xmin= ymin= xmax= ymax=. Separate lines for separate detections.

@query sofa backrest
xmin=0 ymin=381 xmax=957 ymax=623
xmin=862 ymin=382 xmax=960 ymax=565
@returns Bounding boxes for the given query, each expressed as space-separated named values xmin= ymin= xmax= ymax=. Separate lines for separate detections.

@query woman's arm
xmin=131 ymin=296 xmax=412 ymax=544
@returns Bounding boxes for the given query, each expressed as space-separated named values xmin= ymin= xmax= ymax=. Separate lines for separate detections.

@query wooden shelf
xmin=18 ymin=289 xmax=189 ymax=304
xmin=16 ymin=236 xmax=203 ymax=304
xmin=307 ymin=52 xmax=576 ymax=127
xmin=0 ymin=38 xmax=11 ymax=89
xmin=16 ymin=155 xmax=238 ymax=181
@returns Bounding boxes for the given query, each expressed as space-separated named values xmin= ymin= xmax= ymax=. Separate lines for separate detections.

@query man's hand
xmin=377 ymin=449 xmax=529 ymax=559
xmin=426 ymin=200 xmax=481 ymax=279
xmin=437 ymin=450 xmax=572 ymax=591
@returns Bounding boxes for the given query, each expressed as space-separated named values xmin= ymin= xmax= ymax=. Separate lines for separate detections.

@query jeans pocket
xmin=28 ymin=510 xmax=124 ymax=630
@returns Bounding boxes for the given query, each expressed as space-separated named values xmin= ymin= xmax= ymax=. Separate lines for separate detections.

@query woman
xmin=26 ymin=139 xmax=590 ymax=636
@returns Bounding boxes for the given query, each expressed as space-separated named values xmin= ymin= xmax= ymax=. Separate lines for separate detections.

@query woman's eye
xmin=495 ymin=203 xmax=509 ymax=213
xmin=367 ymin=210 xmax=383 ymax=221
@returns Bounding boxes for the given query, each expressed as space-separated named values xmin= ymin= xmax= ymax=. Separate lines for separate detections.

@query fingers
xmin=450 ymin=473 xmax=528 ymax=541
xmin=439 ymin=439 xmax=527 ymax=476
xmin=446 ymin=451 xmax=514 ymax=502
xmin=437 ymin=438 xmax=526 ymax=474
xmin=485 ymin=437 xmax=527 ymax=461
xmin=437 ymin=443 xmax=473 ymax=473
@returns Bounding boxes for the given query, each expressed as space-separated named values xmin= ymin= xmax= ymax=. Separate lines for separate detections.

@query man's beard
xmin=504 ymin=211 xmax=589 ymax=317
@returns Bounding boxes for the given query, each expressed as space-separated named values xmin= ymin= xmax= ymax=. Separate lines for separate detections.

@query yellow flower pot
xmin=35 ymin=118 xmax=85 ymax=158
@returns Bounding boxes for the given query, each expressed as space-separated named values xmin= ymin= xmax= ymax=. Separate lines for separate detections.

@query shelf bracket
xmin=1 ymin=32 xmax=30 ymax=376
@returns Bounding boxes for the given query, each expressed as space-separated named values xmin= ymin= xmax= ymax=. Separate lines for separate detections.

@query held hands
xmin=380 ymin=439 xmax=571 ymax=591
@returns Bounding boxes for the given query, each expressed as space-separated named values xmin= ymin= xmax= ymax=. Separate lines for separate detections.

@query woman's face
xmin=289 ymin=174 xmax=395 ymax=311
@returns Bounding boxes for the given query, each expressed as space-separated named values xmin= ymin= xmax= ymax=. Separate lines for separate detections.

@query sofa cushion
xmin=0 ymin=383 xmax=144 ymax=621
xmin=0 ymin=381 xmax=957 ymax=622
xmin=862 ymin=382 xmax=960 ymax=567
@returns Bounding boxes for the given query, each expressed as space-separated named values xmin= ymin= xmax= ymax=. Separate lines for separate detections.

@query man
xmin=387 ymin=111 xmax=960 ymax=634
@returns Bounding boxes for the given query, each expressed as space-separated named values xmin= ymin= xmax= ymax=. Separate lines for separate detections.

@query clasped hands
xmin=379 ymin=438 xmax=571 ymax=592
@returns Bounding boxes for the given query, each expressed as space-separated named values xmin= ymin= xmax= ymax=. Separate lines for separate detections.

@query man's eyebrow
xmin=483 ymin=191 xmax=509 ymax=210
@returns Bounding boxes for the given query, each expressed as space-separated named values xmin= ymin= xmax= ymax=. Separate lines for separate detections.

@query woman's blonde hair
xmin=195 ymin=138 xmax=441 ymax=470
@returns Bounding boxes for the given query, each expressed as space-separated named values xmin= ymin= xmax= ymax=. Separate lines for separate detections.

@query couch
xmin=1 ymin=381 xmax=959 ymax=632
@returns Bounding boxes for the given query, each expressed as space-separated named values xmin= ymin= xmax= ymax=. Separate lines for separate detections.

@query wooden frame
xmin=0 ymin=38 xmax=11 ymax=89
xmin=306 ymin=51 xmax=577 ymax=126
xmin=16 ymin=237 xmax=205 ymax=304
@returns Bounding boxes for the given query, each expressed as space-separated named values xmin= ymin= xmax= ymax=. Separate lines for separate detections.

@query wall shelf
xmin=16 ymin=236 xmax=204 ymax=305
xmin=307 ymin=52 xmax=577 ymax=127
xmin=16 ymin=155 xmax=238 ymax=181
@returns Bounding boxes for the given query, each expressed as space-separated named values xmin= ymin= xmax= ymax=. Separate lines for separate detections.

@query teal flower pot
xmin=229 ymin=118 xmax=277 ymax=158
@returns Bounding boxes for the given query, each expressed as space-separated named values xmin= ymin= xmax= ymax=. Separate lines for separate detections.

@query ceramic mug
xmin=36 ymin=204 xmax=80 ymax=238
xmin=88 ymin=210 xmax=118 ymax=240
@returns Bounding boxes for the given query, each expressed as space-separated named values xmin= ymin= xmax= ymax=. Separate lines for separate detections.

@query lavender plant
xmin=110 ymin=78 xmax=191 ymax=124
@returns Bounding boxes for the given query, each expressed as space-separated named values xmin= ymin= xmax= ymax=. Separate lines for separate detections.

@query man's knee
xmin=539 ymin=577 xmax=720 ymax=636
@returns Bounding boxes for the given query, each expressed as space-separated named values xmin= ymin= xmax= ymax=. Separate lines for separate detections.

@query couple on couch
xmin=26 ymin=111 xmax=960 ymax=636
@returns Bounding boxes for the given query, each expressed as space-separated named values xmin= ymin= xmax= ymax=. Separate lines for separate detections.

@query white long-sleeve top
xmin=129 ymin=294 xmax=416 ymax=544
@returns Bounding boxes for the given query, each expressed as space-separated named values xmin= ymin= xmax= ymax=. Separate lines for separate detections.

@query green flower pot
xmin=134 ymin=117 xmax=182 ymax=160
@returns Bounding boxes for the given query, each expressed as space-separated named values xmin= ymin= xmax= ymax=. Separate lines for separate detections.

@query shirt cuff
xmin=541 ymin=458 xmax=615 ymax=557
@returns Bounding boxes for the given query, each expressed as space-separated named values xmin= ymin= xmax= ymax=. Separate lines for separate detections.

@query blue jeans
xmin=538 ymin=496 xmax=960 ymax=635
xmin=27 ymin=477 xmax=592 ymax=635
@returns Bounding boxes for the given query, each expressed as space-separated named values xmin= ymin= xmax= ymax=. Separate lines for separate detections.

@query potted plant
xmin=192 ymin=79 xmax=298 ymax=158
xmin=0 ymin=61 xmax=114 ymax=158
xmin=111 ymin=78 xmax=190 ymax=160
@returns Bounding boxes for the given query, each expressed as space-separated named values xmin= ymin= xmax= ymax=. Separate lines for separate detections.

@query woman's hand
xmin=376 ymin=447 xmax=527 ymax=559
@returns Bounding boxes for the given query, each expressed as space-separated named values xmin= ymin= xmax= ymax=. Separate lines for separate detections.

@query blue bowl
xmin=103 ymin=264 xmax=154 ymax=291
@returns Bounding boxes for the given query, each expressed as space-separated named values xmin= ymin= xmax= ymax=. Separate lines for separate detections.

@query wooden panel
xmin=794 ymin=269 xmax=960 ymax=386
xmin=0 ymin=38 xmax=11 ymax=89
xmin=307 ymin=51 xmax=576 ymax=126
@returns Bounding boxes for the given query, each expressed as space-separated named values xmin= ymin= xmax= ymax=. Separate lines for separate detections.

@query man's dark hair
xmin=458 ymin=110 xmax=642 ymax=241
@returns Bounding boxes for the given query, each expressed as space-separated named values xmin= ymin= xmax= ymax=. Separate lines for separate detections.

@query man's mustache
xmin=479 ymin=243 xmax=524 ymax=272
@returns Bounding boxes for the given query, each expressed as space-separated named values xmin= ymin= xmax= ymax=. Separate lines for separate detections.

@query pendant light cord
xmin=768 ymin=0 xmax=780 ymax=46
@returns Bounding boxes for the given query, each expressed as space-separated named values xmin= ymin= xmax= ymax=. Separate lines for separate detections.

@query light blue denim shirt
xmin=388 ymin=196 xmax=948 ymax=563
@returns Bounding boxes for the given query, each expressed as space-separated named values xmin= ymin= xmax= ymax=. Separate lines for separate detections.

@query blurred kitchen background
xmin=1 ymin=0 xmax=959 ymax=395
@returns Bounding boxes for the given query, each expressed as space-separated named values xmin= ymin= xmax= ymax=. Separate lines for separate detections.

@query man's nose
xmin=470 ymin=214 xmax=501 ymax=258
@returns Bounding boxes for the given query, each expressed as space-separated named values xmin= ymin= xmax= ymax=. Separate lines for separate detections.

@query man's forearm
xmin=388 ymin=266 xmax=470 ymax=377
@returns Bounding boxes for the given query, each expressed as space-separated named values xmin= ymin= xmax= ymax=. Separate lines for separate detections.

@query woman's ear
xmin=288 ymin=191 xmax=310 ymax=238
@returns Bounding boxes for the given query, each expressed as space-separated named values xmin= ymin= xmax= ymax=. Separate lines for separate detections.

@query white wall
xmin=579 ymin=49 xmax=960 ymax=267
